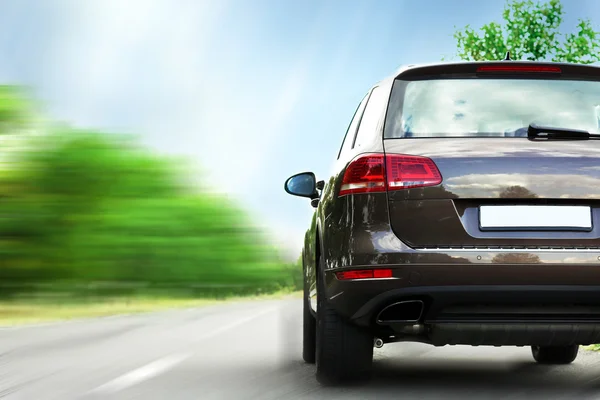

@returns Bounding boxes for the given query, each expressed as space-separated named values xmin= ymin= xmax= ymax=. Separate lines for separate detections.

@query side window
xmin=337 ymin=92 xmax=370 ymax=160
xmin=353 ymin=86 xmax=387 ymax=149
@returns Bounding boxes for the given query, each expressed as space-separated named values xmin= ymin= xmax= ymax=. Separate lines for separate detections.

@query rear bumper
xmin=342 ymin=284 xmax=600 ymax=323
xmin=324 ymin=263 xmax=600 ymax=345
xmin=325 ymin=263 xmax=600 ymax=322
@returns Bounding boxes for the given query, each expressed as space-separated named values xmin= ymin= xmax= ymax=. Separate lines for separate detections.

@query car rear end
xmin=325 ymin=61 xmax=600 ymax=347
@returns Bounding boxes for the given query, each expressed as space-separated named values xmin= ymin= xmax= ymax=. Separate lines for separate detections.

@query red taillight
xmin=338 ymin=153 xmax=442 ymax=196
xmin=335 ymin=268 xmax=393 ymax=280
xmin=476 ymin=65 xmax=562 ymax=73
xmin=386 ymin=154 xmax=442 ymax=190
xmin=339 ymin=153 xmax=386 ymax=196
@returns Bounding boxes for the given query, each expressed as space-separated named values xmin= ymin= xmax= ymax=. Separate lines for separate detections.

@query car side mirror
xmin=285 ymin=172 xmax=318 ymax=199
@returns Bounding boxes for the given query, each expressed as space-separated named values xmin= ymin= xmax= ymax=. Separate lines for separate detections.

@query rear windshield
xmin=384 ymin=78 xmax=600 ymax=138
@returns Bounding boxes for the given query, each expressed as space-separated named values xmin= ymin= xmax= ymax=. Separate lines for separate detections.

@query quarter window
xmin=337 ymin=92 xmax=370 ymax=159
xmin=353 ymin=86 xmax=387 ymax=149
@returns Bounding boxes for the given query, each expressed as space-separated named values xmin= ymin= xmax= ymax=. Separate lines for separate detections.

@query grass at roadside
xmin=583 ymin=344 xmax=600 ymax=351
xmin=0 ymin=290 xmax=302 ymax=326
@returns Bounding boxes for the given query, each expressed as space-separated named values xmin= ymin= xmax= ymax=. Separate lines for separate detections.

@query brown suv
xmin=285 ymin=60 xmax=600 ymax=384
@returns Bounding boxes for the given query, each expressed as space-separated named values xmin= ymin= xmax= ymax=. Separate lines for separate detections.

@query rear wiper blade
xmin=527 ymin=124 xmax=600 ymax=141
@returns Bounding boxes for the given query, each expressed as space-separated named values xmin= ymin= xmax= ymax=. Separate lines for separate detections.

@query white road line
xmin=89 ymin=353 xmax=189 ymax=395
xmin=88 ymin=305 xmax=278 ymax=395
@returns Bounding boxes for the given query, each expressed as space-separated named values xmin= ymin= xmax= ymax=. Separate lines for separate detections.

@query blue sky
xmin=0 ymin=0 xmax=599 ymax=258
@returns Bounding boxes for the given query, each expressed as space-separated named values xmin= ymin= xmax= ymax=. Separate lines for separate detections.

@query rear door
xmin=383 ymin=62 xmax=600 ymax=249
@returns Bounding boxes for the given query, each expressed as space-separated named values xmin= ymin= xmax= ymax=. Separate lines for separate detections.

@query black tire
xmin=315 ymin=257 xmax=373 ymax=385
xmin=531 ymin=345 xmax=579 ymax=364
xmin=302 ymin=264 xmax=316 ymax=364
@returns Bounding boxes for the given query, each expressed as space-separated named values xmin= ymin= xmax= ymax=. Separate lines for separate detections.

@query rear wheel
xmin=302 ymin=264 xmax=316 ymax=364
xmin=531 ymin=345 xmax=579 ymax=364
xmin=315 ymin=257 xmax=373 ymax=385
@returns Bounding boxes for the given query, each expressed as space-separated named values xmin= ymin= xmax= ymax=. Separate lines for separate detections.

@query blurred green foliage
xmin=0 ymin=88 xmax=302 ymax=299
xmin=451 ymin=0 xmax=600 ymax=63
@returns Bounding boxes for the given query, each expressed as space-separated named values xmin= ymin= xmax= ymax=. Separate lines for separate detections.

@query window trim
xmin=337 ymin=91 xmax=371 ymax=160
xmin=352 ymin=86 xmax=380 ymax=149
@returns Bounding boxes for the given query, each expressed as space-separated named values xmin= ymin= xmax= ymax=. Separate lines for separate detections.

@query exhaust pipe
xmin=376 ymin=300 xmax=424 ymax=324
xmin=374 ymin=338 xmax=384 ymax=348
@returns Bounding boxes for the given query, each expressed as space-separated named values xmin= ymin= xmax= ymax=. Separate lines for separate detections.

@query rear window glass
xmin=384 ymin=78 xmax=600 ymax=138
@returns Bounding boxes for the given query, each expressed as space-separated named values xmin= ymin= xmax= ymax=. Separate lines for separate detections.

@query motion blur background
xmin=0 ymin=0 xmax=597 ymax=322
xmin=4 ymin=1 xmax=600 ymax=399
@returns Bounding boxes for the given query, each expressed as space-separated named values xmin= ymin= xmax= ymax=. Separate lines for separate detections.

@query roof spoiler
xmin=394 ymin=60 xmax=600 ymax=81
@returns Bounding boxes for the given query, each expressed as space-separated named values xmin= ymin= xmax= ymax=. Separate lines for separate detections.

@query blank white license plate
xmin=479 ymin=205 xmax=592 ymax=230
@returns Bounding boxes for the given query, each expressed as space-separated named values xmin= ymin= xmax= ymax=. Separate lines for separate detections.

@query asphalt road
xmin=3 ymin=299 xmax=600 ymax=399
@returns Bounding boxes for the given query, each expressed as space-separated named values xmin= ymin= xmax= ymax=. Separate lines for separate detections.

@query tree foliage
xmin=452 ymin=0 xmax=600 ymax=63
xmin=0 ymin=86 xmax=33 ymax=131
xmin=0 ymin=87 xmax=298 ymax=297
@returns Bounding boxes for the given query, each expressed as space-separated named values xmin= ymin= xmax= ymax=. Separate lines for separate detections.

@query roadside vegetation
xmin=0 ymin=290 xmax=303 ymax=326
xmin=0 ymin=87 xmax=302 ymax=324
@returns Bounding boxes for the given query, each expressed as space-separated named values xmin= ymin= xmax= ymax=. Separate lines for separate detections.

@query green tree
xmin=452 ymin=0 xmax=600 ymax=63
xmin=0 ymin=95 xmax=297 ymax=297
xmin=0 ymin=86 xmax=33 ymax=131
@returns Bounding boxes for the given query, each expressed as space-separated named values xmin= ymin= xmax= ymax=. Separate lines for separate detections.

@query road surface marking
xmin=89 ymin=352 xmax=189 ymax=395
xmin=89 ymin=305 xmax=278 ymax=394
